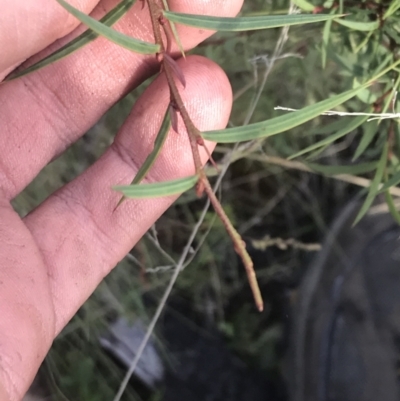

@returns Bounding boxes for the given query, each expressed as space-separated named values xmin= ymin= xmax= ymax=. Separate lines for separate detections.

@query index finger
xmin=0 ymin=0 xmax=100 ymax=75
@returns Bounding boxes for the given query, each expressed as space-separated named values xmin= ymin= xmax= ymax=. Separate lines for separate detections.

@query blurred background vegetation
xmin=17 ymin=0 xmax=400 ymax=400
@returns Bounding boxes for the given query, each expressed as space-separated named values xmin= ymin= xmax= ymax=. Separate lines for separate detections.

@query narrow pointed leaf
xmin=384 ymin=2 xmax=400 ymax=19
xmin=163 ymin=11 xmax=342 ymax=32
xmin=117 ymin=109 xmax=171 ymax=206
xmin=6 ymin=0 xmax=137 ymax=81
xmin=307 ymin=143 xmax=331 ymax=160
xmin=289 ymin=113 xmax=370 ymax=159
xmin=291 ymin=0 xmax=315 ymax=12
xmin=131 ymin=109 xmax=171 ymax=185
xmin=55 ymin=0 xmax=159 ymax=54
xmin=379 ymin=169 xmax=400 ymax=193
xmin=169 ymin=104 xmax=178 ymax=133
xmin=164 ymin=53 xmax=186 ymax=87
xmin=114 ymin=175 xmax=198 ymax=198
xmin=352 ymin=120 xmax=379 ymax=160
xmin=313 ymin=116 xmax=356 ymax=135
xmin=335 ymin=19 xmax=379 ymax=31
xmin=384 ymin=190 xmax=400 ymax=225
xmin=162 ymin=0 xmax=185 ymax=58
xmin=321 ymin=18 xmax=333 ymax=68
xmin=353 ymin=142 xmax=388 ymax=225
xmin=203 ymin=85 xmax=367 ymax=143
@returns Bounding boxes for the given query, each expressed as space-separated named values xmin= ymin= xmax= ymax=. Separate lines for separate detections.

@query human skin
xmin=0 ymin=0 xmax=243 ymax=399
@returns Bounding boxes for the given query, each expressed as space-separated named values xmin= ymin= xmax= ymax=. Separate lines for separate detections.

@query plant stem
xmin=145 ymin=0 xmax=263 ymax=311
xmin=201 ymin=177 xmax=264 ymax=311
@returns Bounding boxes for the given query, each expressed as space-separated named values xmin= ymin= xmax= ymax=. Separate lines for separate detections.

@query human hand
xmin=0 ymin=0 xmax=241 ymax=399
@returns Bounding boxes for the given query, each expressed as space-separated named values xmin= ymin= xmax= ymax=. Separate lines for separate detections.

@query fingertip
xmin=114 ymin=54 xmax=232 ymax=181
xmin=0 ymin=0 xmax=99 ymax=74
xmin=169 ymin=0 xmax=243 ymax=18
xmin=177 ymin=54 xmax=233 ymax=131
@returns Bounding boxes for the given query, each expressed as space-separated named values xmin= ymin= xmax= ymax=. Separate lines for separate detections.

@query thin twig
xmin=244 ymin=3 xmax=299 ymax=125
xmin=220 ymin=151 xmax=400 ymax=197
xmin=112 ymin=193 xmax=212 ymax=401
xmin=220 ymin=3 xmax=299 ymax=167
xmin=113 ymin=1 xmax=267 ymax=398
xmin=145 ymin=0 xmax=263 ymax=309
xmin=250 ymin=235 xmax=321 ymax=252
xmin=275 ymin=106 xmax=400 ymax=121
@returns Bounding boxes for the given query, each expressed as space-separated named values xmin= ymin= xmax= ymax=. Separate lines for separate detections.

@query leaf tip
xmin=164 ymin=53 xmax=186 ymax=88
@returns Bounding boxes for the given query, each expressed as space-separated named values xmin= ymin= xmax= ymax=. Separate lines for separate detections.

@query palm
xmin=0 ymin=0 xmax=241 ymax=399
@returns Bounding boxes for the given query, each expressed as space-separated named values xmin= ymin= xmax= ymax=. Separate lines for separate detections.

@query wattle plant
xmin=7 ymin=0 xmax=400 ymax=311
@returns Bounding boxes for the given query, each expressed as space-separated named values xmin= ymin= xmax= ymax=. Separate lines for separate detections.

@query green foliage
xmin=163 ymin=11 xmax=341 ymax=31
xmin=117 ymin=109 xmax=172 ymax=205
xmin=203 ymin=84 xmax=369 ymax=142
xmin=289 ymin=113 xmax=371 ymax=159
xmin=114 ymin=175 xmax=198 ymax=198
xmin=291 ymin=0 xmax=315 ymax=12
xmin=55 ymin=0 xmax=159 ymax=54
xmin=130 ymin=109 xmax=171 ymax=185
xmin=6 ymin=0 xmax=137 ymax=81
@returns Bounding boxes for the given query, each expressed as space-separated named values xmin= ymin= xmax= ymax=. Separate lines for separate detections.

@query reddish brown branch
xmin=145 ymin=0 xmax=263 ymax=311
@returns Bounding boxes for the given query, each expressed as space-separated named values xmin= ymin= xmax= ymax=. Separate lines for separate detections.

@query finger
xmin=0 ymin=0 xmax=243 ymax=201
xmin=0 ymin=199 xmax=55 ymax=401
xmin=24 ymin=55 xmax=231 ymax=333
xmin=0 ymin=0 xmax=100 ymax=74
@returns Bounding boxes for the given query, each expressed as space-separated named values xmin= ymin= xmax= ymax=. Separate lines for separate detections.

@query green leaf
xmin=306 ymin=143 xmax=331 ymax=160
xmin=335 ymin=19 xmax=380 ymax=31
xmin=162 ymin=0 xmax=185 ymax=58
xmin=353 ymin=142 xmax=388 ymax=225
xmin=352 ymin=120 xmax=379 ymax=160
xmin=6 ymin=0 xmax=137 ymax=81
xmin=385 ymin=189 xmax=400 ymax=225
xmin=55 ymin=0 xmax=159 ymax=54
xmin=307 ymin=161 xmax=377 ymax=176
xmin=355 ymin=87 xmax=379 ymax=104
xmin=131 ymin=108 xmax=171 ymax=184
xmin=163 ymin=11 xmax=342 ymax=32
xmin=379 ymin=169 xmax=400 ymax=193
xmin=116 ymin=109 xmax=172 ymax=205
xmin=114 ymin=175 xmax=198 ymax=198
xmin=380 ymin=73 xmax=400 ymax=120
xmin=203 ymin=60 xmax=400 ymax=143
xmin=313 ymin=117 xmax=356 ymax=135
xmin=329 ymin=50 xmax=355 ymax=74
xmin=291 ymin=0 xmax=315 ymax=12
xmin=321 ymin=18 xmax=333 ymax=69
xmin=384 ymin=2 xmax=400 ymax=19
xmin=202 ymin=85 xmax=367 ymax=143
xmin=289 ymin=114 xmax=370 ymax=159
